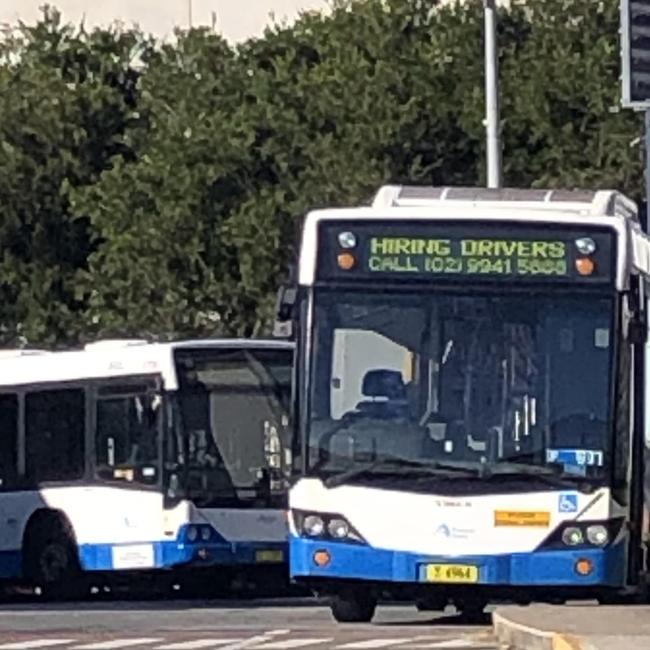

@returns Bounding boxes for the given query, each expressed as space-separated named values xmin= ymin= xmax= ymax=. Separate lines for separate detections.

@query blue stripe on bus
xmin=289 ymin=535 xmax=628 ymax=587
xmin=77 ymin=540 xmax=288 ymax=571
xmin=0 ymin=538 xmax=288 ymax=577
xmin=78 ymin=540 xmax=233 ymax=571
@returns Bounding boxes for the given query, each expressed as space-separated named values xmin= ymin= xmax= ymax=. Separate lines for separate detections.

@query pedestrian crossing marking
xmin=0 ymin=643 xmax=76 ymax=650
xmin=0 ymin=635 xmax=496 ymax=650
xmin=217 ymin=634 xmax=288 ymax=650
xmin=252 ymin=640 xmax=332 ymax=649
xmin=336 ymin=640 xmax=412 ymax=648
xmin=155 ymin=642 xmax=244 ymax=650
xmin=399 ymin=642 xmax=486 ymax=649
xmin=72 ymin=640 xmax=163 ymax=650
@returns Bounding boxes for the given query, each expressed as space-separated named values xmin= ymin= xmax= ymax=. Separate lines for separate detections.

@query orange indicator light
xmin=575 ymin=257 xmax=595 ymax=276
xmin=313 ymin=550 xmax=331 ymax=567
xmin=337 ymin=253 xmax=356 ymax=270
xmin=575 ymin=558 xmax=593 ymax=576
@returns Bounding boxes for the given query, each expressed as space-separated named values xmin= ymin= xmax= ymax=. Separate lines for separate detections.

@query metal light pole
xmin=484 ymin=0 xmax=503 ymax=189
xmin=188 ymin=0 xmax=193 ymax=28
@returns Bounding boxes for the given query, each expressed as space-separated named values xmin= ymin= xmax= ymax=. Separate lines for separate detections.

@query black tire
xmin=23 ymin=515 xmax=85 ymax=600
xmin=330 ymin=591 xmax=377 ymax=623
xmin=456 ymin=600 xmax=487 ymax=623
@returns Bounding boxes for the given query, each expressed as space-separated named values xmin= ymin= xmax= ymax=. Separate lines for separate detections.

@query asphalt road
xmin=0 ymin=599 xmax=499 ymax=649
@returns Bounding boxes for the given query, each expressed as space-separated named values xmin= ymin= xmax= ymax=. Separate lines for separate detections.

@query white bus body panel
xmin=290 ymin=478 xmax=613 ymax=556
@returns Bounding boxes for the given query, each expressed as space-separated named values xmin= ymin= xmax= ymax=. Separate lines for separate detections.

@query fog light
xmin=575 ymin=558 xmax=593 ymax=576
xmin=313 ymin=549 xmax=331 ymax=567
xmin=197 ymin=548 xmax=209 ymax=560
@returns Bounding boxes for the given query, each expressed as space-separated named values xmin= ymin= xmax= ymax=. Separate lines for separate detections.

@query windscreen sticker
xmin=594 ymin=328 xmax=609 ymax=349
xmin=558 ymin=493 xmax=578 ymax=513
xmin=546 ymin=448 xmax=604 ymax=467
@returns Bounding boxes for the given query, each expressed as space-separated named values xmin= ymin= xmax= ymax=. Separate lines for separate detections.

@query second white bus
xmin=0 ymin=338 xmax=294 ymax=597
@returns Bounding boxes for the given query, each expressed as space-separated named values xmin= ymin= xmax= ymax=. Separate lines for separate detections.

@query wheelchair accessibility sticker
xmin=558 ymin=493 xmax=578 ymax=513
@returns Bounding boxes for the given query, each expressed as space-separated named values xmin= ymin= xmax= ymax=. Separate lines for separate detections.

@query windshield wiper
xmin=324 ymin=457 xmax=477 ymax=489
xmin=483 ymin=462 xmax=595 ymax=493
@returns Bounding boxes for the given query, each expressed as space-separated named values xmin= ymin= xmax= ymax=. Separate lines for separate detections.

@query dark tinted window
xmin=25 ymin=389 xmax=85 ymax=482
xmin=173 ymin=347 xmax=293 ymax=506
xmin=0 ymin=394 xmax=18 ymax=488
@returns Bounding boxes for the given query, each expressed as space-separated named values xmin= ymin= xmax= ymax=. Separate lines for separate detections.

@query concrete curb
xmin=492 ymin=611 xmax=593 ymax=650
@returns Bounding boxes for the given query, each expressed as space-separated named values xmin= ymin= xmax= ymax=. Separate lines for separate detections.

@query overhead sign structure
xmin=622 ymin=0 xmax=650 ymax=107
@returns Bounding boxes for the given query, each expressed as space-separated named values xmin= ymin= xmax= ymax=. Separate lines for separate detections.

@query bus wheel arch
xmin=21 ymin=508 xmax=82 ymax=589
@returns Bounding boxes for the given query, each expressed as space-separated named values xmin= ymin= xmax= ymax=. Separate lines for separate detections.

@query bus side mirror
xmin=273 ymin=284 xmax=297 ymax=339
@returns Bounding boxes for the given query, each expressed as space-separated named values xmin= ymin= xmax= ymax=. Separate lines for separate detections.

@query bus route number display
xmin=367 ymin=236 xmax=569 ymax=277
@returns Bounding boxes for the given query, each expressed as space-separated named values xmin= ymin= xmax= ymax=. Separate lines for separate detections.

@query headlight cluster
xmin=538 ymin=519 xmax=624 ymax=551
xmin=184 ymin=524 xmax=216 ymax=543
xmin=293 ymin=510 xmax=365 ymax=543
xmin=561 ymin=524 xmax=609 ymax=547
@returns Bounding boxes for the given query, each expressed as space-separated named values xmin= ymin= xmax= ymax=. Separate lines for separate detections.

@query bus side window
xmin=0 ymin=394 xmax=18 ymax=490
xmin=95 ymin=391 xmax=159 ymax=484
xmin=25 ymin=389 xmax=85 ymax=483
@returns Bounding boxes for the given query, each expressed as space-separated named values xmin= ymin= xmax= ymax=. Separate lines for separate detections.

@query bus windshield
xmin=170 ymin=347 xmax=293 ymax=508
xmin=307 ymin=288 xmax=615 ymax=487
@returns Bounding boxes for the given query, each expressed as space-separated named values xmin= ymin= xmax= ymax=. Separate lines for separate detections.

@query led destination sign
xmin=367 ymin=236 xmax=568 ymax=277
xmin=318 ymin=221 xmax=614 ymax=283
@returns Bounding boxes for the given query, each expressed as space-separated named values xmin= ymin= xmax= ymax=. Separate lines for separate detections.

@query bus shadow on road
xmin=376 ymin=606 xmax=491 ymax=627
xmin=0 ymin=593 xmax=325 ymax=611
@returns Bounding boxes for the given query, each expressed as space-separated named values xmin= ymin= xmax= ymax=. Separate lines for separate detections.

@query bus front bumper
xmin=289 ymin=536 xmax=627 ymax=588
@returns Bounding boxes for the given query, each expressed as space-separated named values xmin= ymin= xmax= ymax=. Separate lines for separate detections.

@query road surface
xmin=0 ymin=599 xmax=499 ymax=649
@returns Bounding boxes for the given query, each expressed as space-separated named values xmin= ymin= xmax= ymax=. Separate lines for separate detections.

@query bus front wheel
xmin=23 ymin=514 xmax=84 ymax=599
xmin=330 ymin=589 xmax=377 ymax=623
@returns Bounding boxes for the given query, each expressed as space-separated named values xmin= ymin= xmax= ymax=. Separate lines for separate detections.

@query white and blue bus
xmin=0 ymin=338 xmax=294 ymax=597
xmin=277 ymin=185 xmax=650 ymax=621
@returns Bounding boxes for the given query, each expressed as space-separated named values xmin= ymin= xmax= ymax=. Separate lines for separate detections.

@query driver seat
xmin=355 ymin=369 xmax=408 ymax=419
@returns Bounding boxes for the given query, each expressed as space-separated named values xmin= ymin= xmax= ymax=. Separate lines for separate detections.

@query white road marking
xmin=336 ymin=640 xmax=412 ymax=648
xmin=401 ymin=641 xmax=484 ymax=649
xmin=72 ymin=640 xmax=163 ymax=650
xmin=217 ymin=633 xmax=290 ymax=650
xmin=0 ymin=642 xmax=76 ymax=650
xmin=155 ymin=642 xmax=243 ymax=650
xmin=252 ymin=640 xmax=332 ymax=649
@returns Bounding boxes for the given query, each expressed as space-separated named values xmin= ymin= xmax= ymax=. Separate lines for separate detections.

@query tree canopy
xmin=0 ymin=0 xmax=643 ymax=345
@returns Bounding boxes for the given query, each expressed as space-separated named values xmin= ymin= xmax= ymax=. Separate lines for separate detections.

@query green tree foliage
xmin=0 ymin=7 xmax=150 ymax=345
xmin=0 ymin=0 xmax=644 ymax=344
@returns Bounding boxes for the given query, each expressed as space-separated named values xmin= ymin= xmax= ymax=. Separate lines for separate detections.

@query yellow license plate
xmin=425 ymin=564 xmax=478 ymax=583
xmin=255 ymin=549 xmax=284 ymax=563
